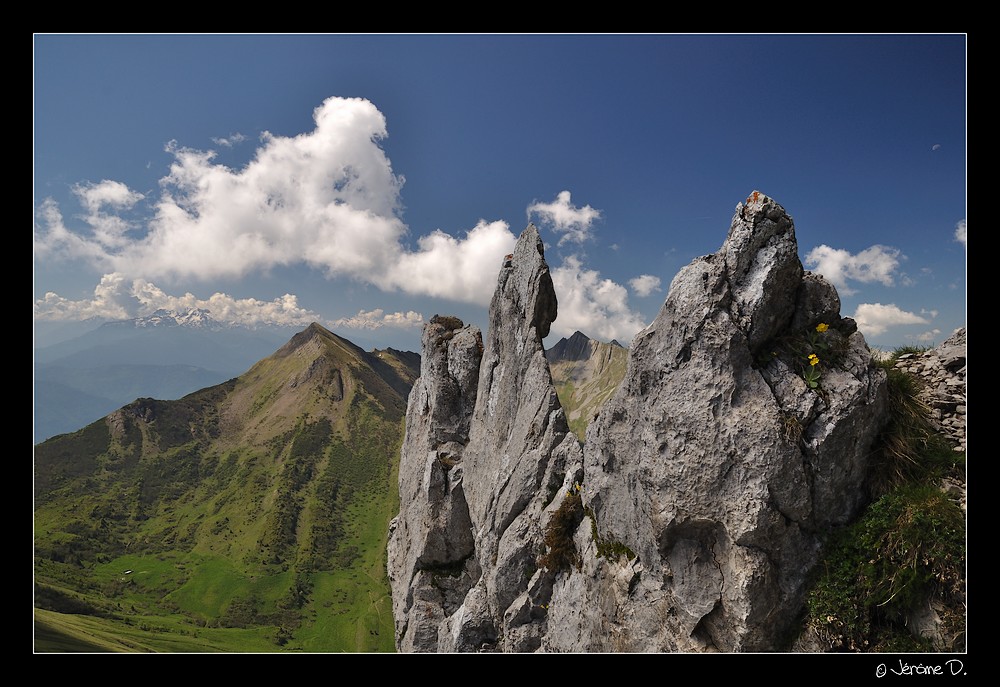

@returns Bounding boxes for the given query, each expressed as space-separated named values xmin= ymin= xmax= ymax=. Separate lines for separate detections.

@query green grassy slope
xmin=34 ymin=323 xmax=417 ymax=653
xmin=549 ymin=340 xmax=627 ymax=440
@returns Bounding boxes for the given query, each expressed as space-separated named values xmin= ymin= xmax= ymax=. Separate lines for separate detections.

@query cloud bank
xmin=851 ymin=302 xmax=929 ymax=337
xmin=332 ymin=309 xmax=424 ymax=331
xmin=550 ymin=255 xmax=647 ymax=343
xmin=35 ymin=96 xmax=647 ymax=342
xmin=34 ymin=273 xmax=320 ymax=327
xmin=381 ymin=220 xmax=516 ymax=305
xmin=34 ymin=96 xmax=517 ymax=306
xmin=804 ymin=244 xmax=902 ymax=296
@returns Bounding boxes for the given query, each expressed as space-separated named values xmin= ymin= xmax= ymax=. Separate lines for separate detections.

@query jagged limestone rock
xmin=391 ymin=194 xmax=889 ymax=653
xmin=893 ymin=327 xmax=967 ymax=453
xmin=389 ymin=226 xmax=583 ymax=652
xmin=387 ymin=315 xmax=483 ymax=652
xmin=564 ymin=191 xmax=888 ymax=652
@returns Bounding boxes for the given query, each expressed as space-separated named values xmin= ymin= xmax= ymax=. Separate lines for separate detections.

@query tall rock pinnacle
xmin=388 ymin=224 xmax=583 ymax=652
xmin=387 ymin=314 xmax=483 ymax=651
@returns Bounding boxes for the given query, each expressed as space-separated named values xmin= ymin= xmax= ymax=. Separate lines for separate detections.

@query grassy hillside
xmin=34 ymin=323 xmax=417 ymax=653
xmin=549 ymin=339 xmax=627 ymax=440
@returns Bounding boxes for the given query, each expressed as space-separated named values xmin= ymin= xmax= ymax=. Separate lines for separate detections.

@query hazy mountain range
xmin=33 ymin=309 xmax=302 ymax=442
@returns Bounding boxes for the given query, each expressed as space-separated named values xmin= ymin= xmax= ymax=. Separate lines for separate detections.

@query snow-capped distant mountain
xmin=130 ymin=308 xmax=223 ymax=329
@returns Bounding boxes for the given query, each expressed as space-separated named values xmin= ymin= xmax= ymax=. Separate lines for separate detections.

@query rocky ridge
xmin=389 ymin=193 xmax=892 ymax=652
xmin=893 ymin=328 xmax=967 ymax=454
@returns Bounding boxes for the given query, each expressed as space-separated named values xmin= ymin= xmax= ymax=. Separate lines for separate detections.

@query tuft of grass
xmin=539 ymin=491 xmax=584 ymax=573
xmin=781 ymin=413 xmax=804 ymax=446
xmin=891 ymin=345 xmax=931 ymax=358
xmin=583 ymin=507 xmax=635 ymax=563
xmin=803 ymin=352 xmax=965 ymax=652
xmin=805 ymin=484 xmax=965 ymax=652
xmin=868 ymin=365 xmax=963 ymax=498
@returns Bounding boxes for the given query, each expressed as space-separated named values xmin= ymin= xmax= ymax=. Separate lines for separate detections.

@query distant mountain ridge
xmin=34 ymin=322 xmax=420 ymax=652
xmin=111 ymin=308 xmax=222 ymax=329
xmin=545 ymin=330 xmax=627 ymax=440
xmin=33 ymin=309 xmax=306 ymax=443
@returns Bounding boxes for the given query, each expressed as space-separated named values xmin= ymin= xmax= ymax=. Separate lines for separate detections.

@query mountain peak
xmin=275 ymin=321 xmax=362 ymax=360
xmin=35 ymin=323 xmax=421 ymax=651
xmin=546 ymin=330 xmax=593 ymax=362
xmin=392 ymin=194 xmax=895 ymax=653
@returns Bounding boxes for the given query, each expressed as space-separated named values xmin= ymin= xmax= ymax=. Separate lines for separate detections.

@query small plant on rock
xmin=797 ymin=323 xmax=832 ymax=389
xmin=539 ymin=489 xmax=585 ymax=573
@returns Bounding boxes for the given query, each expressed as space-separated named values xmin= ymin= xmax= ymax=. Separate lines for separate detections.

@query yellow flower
xmin=808 ymin=354 xmax=820 ymax=366
xmin=815 ymin=323 xmax=829 ymax=333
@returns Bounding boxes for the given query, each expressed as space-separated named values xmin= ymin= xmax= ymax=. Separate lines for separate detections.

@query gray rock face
xmin=386 ymin=315 xmax=483 ymax=651
xmin=553 ymin=192 xmax=888 ymax=652
xmin=388 ymin=226 xmax=583 ymax=652
xmin=390 ymin=194 xmax=889 ymax=653
xmin=450 ymin=225 xmax=586 ymax=652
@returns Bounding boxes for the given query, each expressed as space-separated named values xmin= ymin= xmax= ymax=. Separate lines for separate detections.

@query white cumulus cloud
xmin=629 ymin=274 xmax=662 ymax=297
xmin=550 ymin=255 xmax=647 ymax=343
xmin=33 ymin=272 xmax=133 ymax=321
xmin=332 ymin=309 xmax=424 ymax=331
xmin=72 ymin=180 xmax=146 ymax=250
xmin=381 ymin=220 xmax=517 ymax=305
xmin=34 ymin=198 xmax=117 ymax=265
xmin=852 ymin=302 xmax=929 ymax=337
xmin=33 ymin=97 xmax=525 ymax=311
xmin=804 ymin=244 xmax=902 ymax=296
xmin=527 ymin=190 xmax=601 ymax=246
xmin=915 ymin=328 xmax=942 ymax=343
xmin=35 ymin=97 xmax=406 ymax=282
xmin=955 ymin=219 xmax=966 ymax=248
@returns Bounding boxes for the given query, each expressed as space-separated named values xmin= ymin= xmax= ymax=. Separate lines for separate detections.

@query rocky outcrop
xmin=386 ymin=315 xmax=483 ymax=651
xmin=388 ymin=226 xmax=583 ymax=652
xmin=390 ymin=193 xmax=891 ymax=652
xmin=552 ymin=192 xmax=888 ymax=652
xmin=893 ymin=328 xmax=966 ymax=454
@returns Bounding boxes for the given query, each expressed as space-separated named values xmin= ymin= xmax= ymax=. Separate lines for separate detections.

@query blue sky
xmin=34 ymin=34 xmax=967 ymax=353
